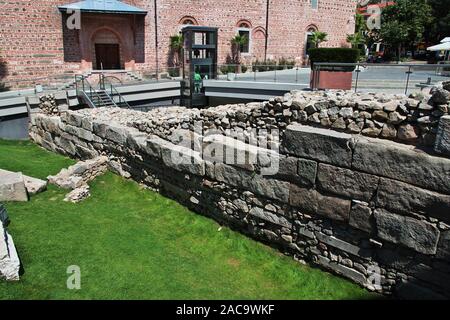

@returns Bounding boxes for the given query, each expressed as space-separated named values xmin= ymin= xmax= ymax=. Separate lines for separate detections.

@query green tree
xmin=169 ymin=34 xmax=183 ymax=75
xmin=426 ymin=0 xmax=450 ymax=44
xmin=347 ymin=32 xmax=365 ymax=49
xmin=376 ymin=0 xmax=433 ymax=60
xmin=230 ymin=35 xmax=248 ymax=73
xmin=310 ymin=31 xmax=328 ymax=48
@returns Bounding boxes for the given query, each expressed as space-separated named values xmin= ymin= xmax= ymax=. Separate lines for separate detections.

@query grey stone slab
xmin=353 ymin=137 xmax=450 ymax=194
xmin=105 ymin=124 xmax=127 ymax=145
xmin=376 ymin=177 xmax=450 ymax=223
xmin=317 ymin=163 xmax=379 ymax=201
xmin=289 ymin=184 xmax=351 ymax=222
xmin=316 ymin=232 xmax=370 ymax=259
xmin=436 ymin=230 xmax=450 ymax=260
xmin=374 ymin=209 xmax=440 ymax=255
xmin=161 ymin=143 xmax=205 ymax=176
xmin=249 ymin=207 xmax=292 ymax=229
xmin=215 ymin=163 xmax=290 ymax=203
xmin=435 ymin=115 xmax=450 ymax=157
xmin=0 ymin=170 xmax=28 ymax=202
xmin=349 ymin=200 xmax=373 ymax=233
xmin=315 ymin=255 xmax=366 ymax=286
xmin=283 ymin=124 xmax=354 ymax=168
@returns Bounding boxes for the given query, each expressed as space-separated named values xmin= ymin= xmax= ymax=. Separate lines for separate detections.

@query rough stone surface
xmin=435 ymin=116 xmax=450 ymax=156
xmin=353 ymin=137 xmax=450 ymax=194
xmin=376 ymin=178 xmax=450 ymax=223
xmin=0 ymin=170 xmax=28 ymax=202
xmin=317 ymin=164 xmax=379 ymax=201
xmin=349 ymin=200 xmax=373 ymax=233
xmin=64 ymin=185 xmax=90 ymax=203
xmin=47 ymin=156 xmax=108 ymax=190
xmin=0 ymin=222 xmax=20 ymax=281
xmin=283 ymin=124 xmax=353 ymax=168
xmin=374 ymin=209 xmax=440 ymax=255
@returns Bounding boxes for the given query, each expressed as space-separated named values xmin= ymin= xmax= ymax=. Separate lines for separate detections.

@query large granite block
xmin=283 ymin=124 xmax=354 ymax=168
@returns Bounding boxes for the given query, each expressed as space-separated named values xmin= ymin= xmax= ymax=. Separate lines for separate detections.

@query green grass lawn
xmin=0 ymin=139 xmax=378 ymax=299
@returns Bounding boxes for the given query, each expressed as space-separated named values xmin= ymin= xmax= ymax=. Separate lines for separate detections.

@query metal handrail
xmin=100 ymin=74 xmax=131 ymax=109
xmin=74 ymin=75 xmax=108 ymax=108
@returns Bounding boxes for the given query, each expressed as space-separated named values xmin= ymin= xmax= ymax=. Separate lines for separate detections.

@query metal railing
xmin=311 ymin=62 xmax=450 ymax=94
xmin=100 ymin=75 xmax=131 ymax=109
xmin=217 ymin=64 xmax=306 ymax=83
xmin=74 ymin=75 xmax=109 ymax=108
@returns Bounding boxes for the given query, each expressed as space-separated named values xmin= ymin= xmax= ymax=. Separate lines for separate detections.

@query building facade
xmin=0 ymin=0 xmax=357 ymax=88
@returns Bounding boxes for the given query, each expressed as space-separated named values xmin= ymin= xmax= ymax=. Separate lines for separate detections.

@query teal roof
xmin=58 ymin=0 xmax=147 ymax=15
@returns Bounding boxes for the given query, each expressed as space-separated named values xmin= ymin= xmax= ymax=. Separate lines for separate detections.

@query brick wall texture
xmin=0 ymin=0 xmax=357 ymax=87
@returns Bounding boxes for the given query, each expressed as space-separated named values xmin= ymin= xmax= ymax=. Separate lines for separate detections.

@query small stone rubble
xmin=38 ymin=94 xmax=60 ymax=116
xmin=47 ymin=156 xmax=108 ymax=203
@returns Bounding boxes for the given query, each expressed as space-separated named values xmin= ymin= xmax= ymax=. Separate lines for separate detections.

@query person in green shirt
xmin=194 ymin=70 xmax=202 ymax=93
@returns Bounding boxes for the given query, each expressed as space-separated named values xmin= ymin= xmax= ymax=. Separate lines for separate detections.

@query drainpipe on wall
xmin=154 ymin=0 xmax=159 ymax=80
xmin=264 ymin=0 xmax=270 ymax=62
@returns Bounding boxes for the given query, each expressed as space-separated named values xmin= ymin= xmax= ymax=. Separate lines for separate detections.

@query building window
xmin=238 ymin=29 xmax=250 ymax=54
xmin=236 ymin=22 xmax=251 ymax=54
xmin=311 ymin=0 xmax=318 ymax=9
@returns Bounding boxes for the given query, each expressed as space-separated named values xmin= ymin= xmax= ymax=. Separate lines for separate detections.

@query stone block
xmin=317 ymin=163 xmax=379 ymax=201
xmin=435 ymin=115 xmax=450 ymax=157
xmin=0 ymin=170 xmax=28 ymax=202
xmin=315 ymin=255 xmax=366 ymax=286
xmin=203 ymin=134 xmax=268 ymax=172
xmin=437 ymin=230 xmax=450 ymax=261
xmin=316 ymin=232 xmax=369 ymax=258
xmin=277 ymin=157 xmax=317 ymax=187
xmin=92 ymin=120 xmax=108 ymax=138
xmin=145 ymin=135 xmax=170 ymax=159
xmin=0 ymin=223 xmax=20 ymax=281
xmin=374 ymin=209 xmax=440 ymax=255
xmin=349 ymin=200 xmax=373 ymax=233
xmin=63 ymin=124 xmax=93 ymax=142
xmin=249 ymin=207 xmax=292 ymax=228
xmin=283 ymin=124 xmax=354 ymax=168
xmin=376 ymin=177 xmax=450 ymax=223
xmin=105 ymin=124 xmax=127 ymax=145
xmin=22 ymin=175 xmax=47 ymax=195
xmin=161 ymin=144 xmax=205 ymax=176
xmin=353 ymin=137 xmax=450 ymax=194
xmin=215 ymin=163 xmax=290 ymax=203
xmin=289 ymin=184 xmax=351 ymax=221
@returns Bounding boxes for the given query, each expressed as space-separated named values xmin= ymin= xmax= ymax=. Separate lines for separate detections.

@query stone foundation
xmin=28 ymin=89 xmax=450 ymax=299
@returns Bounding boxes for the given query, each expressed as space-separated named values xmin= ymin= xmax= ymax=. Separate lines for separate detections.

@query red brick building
xmin=0 ymin=0 xmax=357 ymax=88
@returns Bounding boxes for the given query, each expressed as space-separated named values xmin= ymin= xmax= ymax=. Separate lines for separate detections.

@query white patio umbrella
xmin=427 ymin=37 xmax=450 ymax=61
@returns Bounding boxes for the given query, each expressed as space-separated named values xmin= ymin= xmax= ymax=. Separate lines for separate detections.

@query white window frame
xmin=311 ymin=0 xmax=319 ymax=10
xmin=237 ymin=27 xmax=252 ymax=56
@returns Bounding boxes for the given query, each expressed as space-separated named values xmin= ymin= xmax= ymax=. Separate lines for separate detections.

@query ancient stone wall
xmin=28 ymin=89 xmax=450 ymax=299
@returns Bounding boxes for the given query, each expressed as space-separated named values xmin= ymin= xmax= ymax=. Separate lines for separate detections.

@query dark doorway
xmin=95 ymin=44 xmax=121 ymax=70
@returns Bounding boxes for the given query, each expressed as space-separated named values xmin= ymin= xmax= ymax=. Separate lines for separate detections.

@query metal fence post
xmin=354 ymin=62 xmax=360 ymax=93
xmin=405 ymin=66 xmax=412 ymax=95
